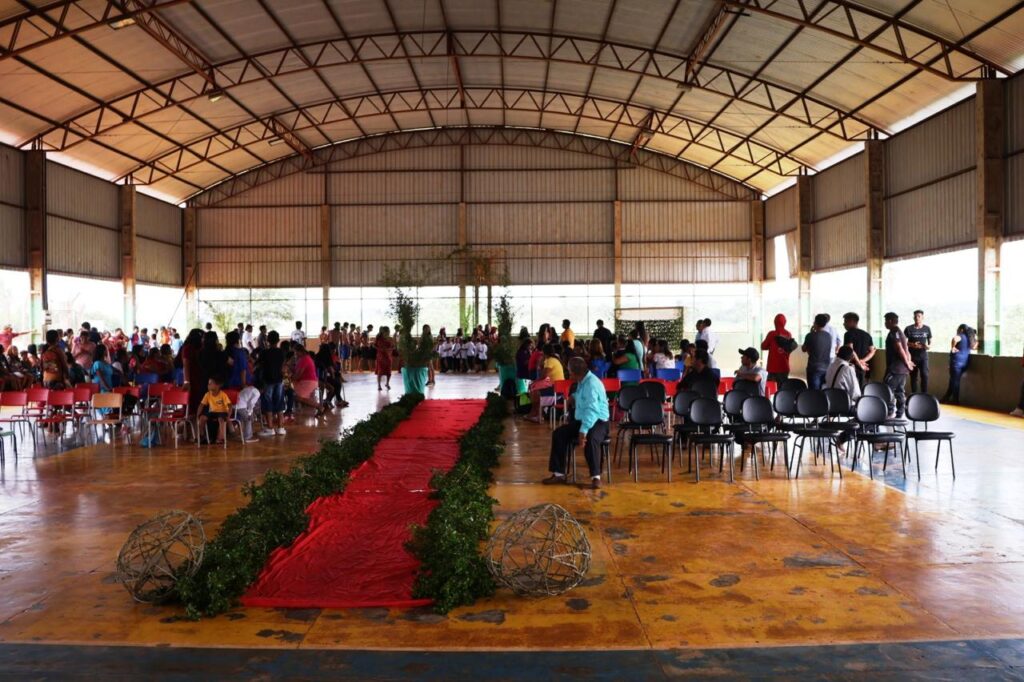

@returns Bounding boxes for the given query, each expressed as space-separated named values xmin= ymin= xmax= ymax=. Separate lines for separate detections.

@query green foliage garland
xmin=175 ymin=392 xmax=424 ymax=618
xmin=491 ymin=294 xmax=517 ymax=366
xmin=408 ymin=393 xmax=506 ymax=613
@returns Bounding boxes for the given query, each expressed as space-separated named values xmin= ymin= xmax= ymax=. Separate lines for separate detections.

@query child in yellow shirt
xmin=198 ymin=377 xmax=234 ymax=444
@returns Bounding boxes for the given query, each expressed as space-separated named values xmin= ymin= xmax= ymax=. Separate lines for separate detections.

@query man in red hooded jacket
xmin=761 ymin=314 xmax=795 ymax=383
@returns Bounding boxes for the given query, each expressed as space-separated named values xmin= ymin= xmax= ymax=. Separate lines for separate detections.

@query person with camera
xmin=760 ymin=313 xmax=795 ymax=384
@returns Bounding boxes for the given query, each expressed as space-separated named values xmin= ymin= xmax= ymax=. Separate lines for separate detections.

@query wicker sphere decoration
xmin=486 ymin=503 xmax=591 ymax=597
xmin=115 ymin=510 xmax=206 ymax=604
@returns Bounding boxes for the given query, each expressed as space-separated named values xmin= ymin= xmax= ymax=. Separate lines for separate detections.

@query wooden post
xmin=458 ymin=201 xmax=467 ymax=328
xmin=119 ymin=185 xmax=137 ymax=331
xmin=976 ymin=79 xmax=1005 ymax=356
xmin=865 ymin=139 xmax=886 ymax=346
xmin=795 ymin=175 xmax=813 ymax=334
xmin=750 ymin=198 xmax=765 ymax=345
xmin=613 ymin=199 xmax=623 ymax=312
xmin=183 ymin=206 xmax=198 ymax=327
xmin=321 ymin=204 xmax=331 ymax=329
xmin=24 ymin=150 xmax=47 ymax=345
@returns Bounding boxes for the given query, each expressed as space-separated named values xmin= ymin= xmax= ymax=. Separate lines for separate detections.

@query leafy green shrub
xmin=408 ymin=393 xmax=506 ymax=613
xmin=175 ymin=392 xmax=423 ymax=618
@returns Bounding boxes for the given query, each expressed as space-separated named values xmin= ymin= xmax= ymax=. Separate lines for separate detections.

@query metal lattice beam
xmin=727 ymin=0 xmax=1008 ymax=80
xmin=0 ymin=0 xmax=188 ymax=61
xmin=189 ymin=127 xmax=760 ymax=206
xmin=27 ymin=29 xmax=885 ymax=154
xmin=116 ymin=86 xmax=809 ymax=187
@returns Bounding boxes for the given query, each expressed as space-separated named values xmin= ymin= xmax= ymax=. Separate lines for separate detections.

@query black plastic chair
xmin=640 ymin=381 xmax=667 ymax=404
xmin=722 ymin=390 xmax=750 ymax=433
xmin=690 ymin=380 xmax=719 ymax=401
xmin=627 ymin=398 xmax=674 ymax=482
xmin=824 ymin=388 xmax=854 ymax=422
xmin=780 ymin=378 xmax=808 ymax=392
xmin=790 ymin=390 xmax=845 ymax=478
xmin=614 ymin=384 xmax=650 ymax=466
xmin=732 ymin=379 xmax=760 ymax=396
xmin=671 ymin=390 xmax=701 ymax=453
xmin=850 ymin=395 xmax=906 ymax=480
xmin=864 ymin=382 xmax=908 ymax=429
xmin=905 ymin=393 xmax=955 ymax=480
xmin=567 ymin=434 xmax=613 ymax=484
xmin=772 ymin=389 xmax=800 ymax=429
xmin=735 ymin=396 xmax=791 ymax=479
xmin=687 ymin=398 xmax=735 ymax=483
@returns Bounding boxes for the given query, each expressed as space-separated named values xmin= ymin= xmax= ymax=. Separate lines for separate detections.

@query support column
xmin=320 ymin=204 xmax=331 ymax=329
xmin=24 ymin=150 xmax=47 ymax=345
xmin=750 ymin=199 xmax=765 ymax=345
xmin=457 ymin=201 xmax=467 ymax=329
xmin=119 ymin=185 xmax=137 ymax=331
xmin=976 ymin=79 xmax=1005 ymax=356
xmin=183 ymin=206 xmax=198 ymax=327
xmin=795 ymin=175 xmax=813 ymax=334
xmin=613 ymin=199 xmax=623 ymax=312
xmin=865 ymin=139 xmax=886 ymax=346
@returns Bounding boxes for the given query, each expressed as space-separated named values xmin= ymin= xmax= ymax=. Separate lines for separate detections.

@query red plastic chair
xmin=37 ymin=390 xmax=74 ymax=449
xmin=549 ymin=379 xmax=576 ymax=429
xmin=0 ymin=391 xmax=32 ymax=452
xmin=147 ymin=389 xmax=194 ymax=448
xmin=72 ymin=386 xmax=93 ymax=422
xmin=25 ymin=387 xmax=50 ymax=420
xmin=718 ymin=376 xmax=735 ymax=396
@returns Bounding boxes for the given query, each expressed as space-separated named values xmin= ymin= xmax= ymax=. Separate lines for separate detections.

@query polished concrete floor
xmin=1 ymin=373 xmax=1023 ymax=678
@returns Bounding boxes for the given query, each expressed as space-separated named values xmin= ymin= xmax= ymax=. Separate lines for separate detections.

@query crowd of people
xmin=1 ymin=306 xmax=1022 ymax=449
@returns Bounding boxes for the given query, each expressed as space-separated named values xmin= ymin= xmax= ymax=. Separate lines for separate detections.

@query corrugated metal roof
xmin=766 ymin=186 xmax=797 ymax=238
xmin=813 ymin=154 xmax=865 ymax=220
xmin=46 ymin=162 xmax=118 ymax=229
xmin=2 ymin=1 xmax=1018 ymax=203
xmin=468 ymin=203 xmax=613 ymax=245
xmin=136 ymin=194 xmax=182 ymax=245
xmin=331 ymin=204 xmax=457 ymax=246
xmin=197 ymin=207 xmax=319 ymax=247
xmin=465 ymin=169 xmax=615 ymax=203
xmin=0 ymin=203 xmax=25 ymax=268
xmin=136 ymin=238 xmax=182 ymax=286
xmin=1008 ymin=152 xmax=1024 ymax=238
xmin=1009 ymin=74 xmax=1024 ymax=155
xmin=813 ymin=208 xmax=867 ymax=271
xmin=331 ymin=171 xmax=460 ymax=205
xmin=885 ymin=171 xmax=976 ymax=258
xmin=0 ymin=144 xmax=23 ymax=207
xmin=886 ymin=98 xmax=976 ymax=196
xmin=46 ymin=217 xmax=119 ymax=279
xmin=622 ymin=201 xmax=750 ymax=242
xmin=622 ymin=241 xmax=749 ymax=283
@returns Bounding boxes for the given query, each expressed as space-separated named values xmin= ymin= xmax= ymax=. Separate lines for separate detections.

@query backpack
xmin=775 ymin=334 xmax=798 ymax=354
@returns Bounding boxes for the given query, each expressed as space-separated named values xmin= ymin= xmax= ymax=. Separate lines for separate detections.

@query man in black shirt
xmin=257 ymin=330 xmax=287 ymax=436
xmin=904 ymin=309 xmax=932 ymax=394
xmin=593 ymin=319 xmax=614 ymax=360
xmin=680 ymin=349 xmax=719 ymax=392
xmin=884 ymin=312 xmax=914 ymax=418
xmin=842 ymin=312 xmax=875 ymax=388
xmin=802 ymin=314 xmax=832 ymax=390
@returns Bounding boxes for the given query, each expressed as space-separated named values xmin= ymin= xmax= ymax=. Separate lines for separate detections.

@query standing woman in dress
xmin=375 ymin=326 xmax=394 ymax=390
xmin=178 ymin=329 xmax=205 ymax=419
xmin=941 ymin=324 xmax=973 ymax=405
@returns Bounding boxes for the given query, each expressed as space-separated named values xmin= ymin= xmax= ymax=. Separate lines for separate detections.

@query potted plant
xmin=492 ymin=294 xmax=518 ymax=393
xmin=390 ymin=288 xmax=434 ymax=395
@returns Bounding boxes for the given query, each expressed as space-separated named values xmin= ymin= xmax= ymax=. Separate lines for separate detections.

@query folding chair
xmin=87 ymin=392 xmax=131 ymax=445
xmin=147 ymin=390 xmax=195 ymax=448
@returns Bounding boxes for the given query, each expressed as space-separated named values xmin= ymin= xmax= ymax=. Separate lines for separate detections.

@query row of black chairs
xmin=610 ymin=380 xmax=955 ymax=484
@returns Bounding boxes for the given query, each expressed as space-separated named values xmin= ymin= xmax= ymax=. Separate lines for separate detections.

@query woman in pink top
xmin=292 ymin=345 xmax=325 ymax=418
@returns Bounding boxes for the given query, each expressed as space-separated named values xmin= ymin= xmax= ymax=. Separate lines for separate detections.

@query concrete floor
xmin=1 ymin=373 xmax=1023 ymax=678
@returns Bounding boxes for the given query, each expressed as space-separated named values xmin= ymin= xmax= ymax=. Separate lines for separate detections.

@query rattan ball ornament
xmin=486 ymin=503 xmax=591 ymax=597
xmin=115 ymin=510 xmax=206 ymax=604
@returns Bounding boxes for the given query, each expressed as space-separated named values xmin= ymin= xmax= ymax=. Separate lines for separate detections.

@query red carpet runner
xmin=241 ymin=399 xmax=486 ymax=609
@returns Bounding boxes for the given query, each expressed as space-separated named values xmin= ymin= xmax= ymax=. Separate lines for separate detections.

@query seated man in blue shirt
xmin=542 ymin=357 xmax=610 ymax=489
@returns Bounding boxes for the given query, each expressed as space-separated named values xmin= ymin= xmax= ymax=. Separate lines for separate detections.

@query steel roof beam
xmin=189 ymin=127 xmax=759 ymax=207
xmin=115 ymin=86 xmax=808 ymax=187
xmin=0 ymin=0 xmax=188 ymax=62
xmin=28 ymin=29 xmax=884 ymax=154
xmin=727 ymin=0 xmax=1008 ymax=80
